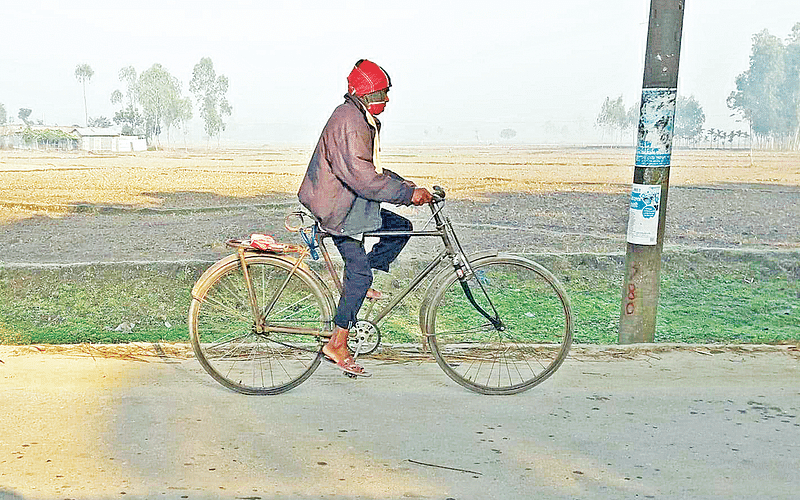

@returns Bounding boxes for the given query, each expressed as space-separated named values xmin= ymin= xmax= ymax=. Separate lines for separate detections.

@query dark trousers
xmin=332 ymin=209 xmax=412 ymax=329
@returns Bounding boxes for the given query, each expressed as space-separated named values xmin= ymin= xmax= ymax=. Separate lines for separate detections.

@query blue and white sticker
xmin=627 ymin=184 xmax=661 ymax=245
xmin=635 ymin=88 xmax=677 ymax=167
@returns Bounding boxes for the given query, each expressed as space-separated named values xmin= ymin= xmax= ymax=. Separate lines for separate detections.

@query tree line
xmin=106 ymin=57 xmax=231 ymax=147
xmin=0 ymin=57 xmax=231 ymax=149
xmin=598 ymin=22 xmax=800 ymax=151
xmin=595 ymin=94 xmax=713 ymax=147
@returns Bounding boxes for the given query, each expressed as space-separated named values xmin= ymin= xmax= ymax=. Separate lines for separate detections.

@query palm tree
xmin=75 ymin=64 xmax=94 ymax=126
xmin=727 ymin=131 xmax=736 ymax=149
xmin=705 ymin=128 xmax=716 ymax=148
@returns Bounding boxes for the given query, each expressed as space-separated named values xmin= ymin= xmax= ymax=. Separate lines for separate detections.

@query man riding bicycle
xmin=298 ymin=59 xmax=433 ymax=376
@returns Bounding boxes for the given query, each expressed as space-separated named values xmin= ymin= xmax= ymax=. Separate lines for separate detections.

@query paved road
xmin=1 ymin=344 xmax=798 ymax=500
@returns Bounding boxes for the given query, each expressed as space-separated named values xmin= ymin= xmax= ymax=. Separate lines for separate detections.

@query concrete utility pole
xmin=619 ymin=0 xmax=685 ymax=344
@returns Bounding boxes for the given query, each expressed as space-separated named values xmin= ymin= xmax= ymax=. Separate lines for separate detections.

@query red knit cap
xmin=347 ymin=59 xmax=391 ymax=97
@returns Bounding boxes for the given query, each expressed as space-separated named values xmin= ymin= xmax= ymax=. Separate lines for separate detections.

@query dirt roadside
xmin=0 ymin=343 xmax=798 ymax=500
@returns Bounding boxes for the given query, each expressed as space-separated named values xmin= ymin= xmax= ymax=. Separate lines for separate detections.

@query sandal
xmin=322 ymin=346 xmax=371 ymax=377
xmin=324 ymin=355 xmax=372 ymax=377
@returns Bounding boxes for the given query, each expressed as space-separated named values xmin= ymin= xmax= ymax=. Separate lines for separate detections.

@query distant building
xmin=0 ymin=125 xmax=22 ymax=148
xmin=0 ymin=125 xmax=146 ymax=152
xmin=0 ymin=124 xmax=78 ymax=150
xmin=71 ymin=127 xmax=147 ymax=152
xmin=72 ymin=127 xmax=119 ymax=152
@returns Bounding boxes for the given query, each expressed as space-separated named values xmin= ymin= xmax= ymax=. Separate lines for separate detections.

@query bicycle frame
xmin=313 ymin=199 xmax=475 ymax=326
xmin=243 ymin=196 xmax=500 ymax=339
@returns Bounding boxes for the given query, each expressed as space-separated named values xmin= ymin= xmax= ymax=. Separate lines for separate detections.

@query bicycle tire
xmin=424 ymin=255 xmax=573 ymax=395
xmin=189 ymin=254 xmax=334 ymax=395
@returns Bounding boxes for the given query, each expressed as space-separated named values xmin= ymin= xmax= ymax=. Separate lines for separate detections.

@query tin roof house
xmin=71 ymin=127 xmax=146 ymax=152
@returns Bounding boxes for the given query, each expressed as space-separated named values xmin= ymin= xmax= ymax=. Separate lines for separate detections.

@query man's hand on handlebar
xmin=411 ymin=187 xmax=434 ymax=206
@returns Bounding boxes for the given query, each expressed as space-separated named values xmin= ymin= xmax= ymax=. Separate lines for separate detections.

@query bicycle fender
xmin=418 ymin=249 xmax=500 ymax=333
xmin=191 ymin=253 xmax=242 ymax=299
xmin=190 ymin=252 xmax=325 ymax=302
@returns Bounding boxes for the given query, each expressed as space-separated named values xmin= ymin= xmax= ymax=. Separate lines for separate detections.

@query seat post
xmin=316 ymin=233 xmax=343 ymax=294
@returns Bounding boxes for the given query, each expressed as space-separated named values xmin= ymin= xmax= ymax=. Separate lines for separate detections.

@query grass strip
xmin=0 ymin=251 xmax=797 ymax=346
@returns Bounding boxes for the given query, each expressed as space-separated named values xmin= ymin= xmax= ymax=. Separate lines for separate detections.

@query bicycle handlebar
xmin=431 ymin=185 xmax=446 ymax=203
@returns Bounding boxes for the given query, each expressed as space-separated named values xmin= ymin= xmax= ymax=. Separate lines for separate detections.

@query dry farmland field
xmin=0 ymin=146 xmax=798 ymax=345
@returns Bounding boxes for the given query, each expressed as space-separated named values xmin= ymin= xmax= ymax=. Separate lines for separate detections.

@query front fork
xmin=440 ymin=218 xmax=505 ymax=331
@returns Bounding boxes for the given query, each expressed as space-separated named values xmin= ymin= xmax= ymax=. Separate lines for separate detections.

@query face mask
xmin=362 ymin=89 xmax=389 ymax=115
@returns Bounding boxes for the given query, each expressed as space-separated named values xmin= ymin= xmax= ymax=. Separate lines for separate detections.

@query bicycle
xmin=188 ymin=186 xmax=573 ymax=395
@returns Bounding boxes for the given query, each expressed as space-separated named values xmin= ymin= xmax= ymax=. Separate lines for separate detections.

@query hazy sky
xmin=2 ymin=0 xmax=799 ymax=145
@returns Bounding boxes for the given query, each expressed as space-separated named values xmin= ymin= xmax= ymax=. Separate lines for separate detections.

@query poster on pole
xmin=636 ymin=88 xmax=677 ymax=167
xmin=627 ymin=184 xmax=661 ymax=245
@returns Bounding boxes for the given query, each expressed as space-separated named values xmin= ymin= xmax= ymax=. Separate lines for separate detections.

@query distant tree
xmin=726 ymin=130 xmax=737 ymax=149
xmin=674 ymin=95 xmax=705 ymax=147
xmin=735 ymin=130 xmax=751 ymax=148
xmin=18 ymin=108 xmax=32 ymax=126
xmin=75 ymin=63 xmax=94 ymax=127
xmin=0 ymin=103 xmax=6 ymax=125
xmin=118 ymin=66 xmax=138 ymax=108
xmin=110 ymin=89 xmax=124 ymax=109
xmin=111 ymin=66 xmax=145 ymax=136
xmin=164 ymin=96 xmax=193 ymax=146
xmin=113 ymin=106 xmax=145 ymax=136
xmin=137 ymin=63 xmax=186 ymax=146
xmin=785 ymin=23 xmax=800 ymax=148
xmin=707 ymin=128 xmax=725 ymax=149
xmin=190 ymin=57 xmax=232 ymax=145
xmin=728 ymin=23 xmax=800 ymax=149
xmin=708 ymin=128 xmax=719 ymax=148
xmin=596 ymin=95 xmax=628 ymax=144
xmin=22 ymin=128 xmax=78 ymax=149
xmin=88 ymin=116 xmax=112 ymax=128
xmin=625 ymin=101 xmax=639 ymax=130
xmin=500 ymin=128 xmax=517 ymax=140
xmin=728 ymin=29 xmax=785 ymax=147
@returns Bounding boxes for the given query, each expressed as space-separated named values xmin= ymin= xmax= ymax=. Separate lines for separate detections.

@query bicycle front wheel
xmin=189 ymin=254 xmax=333 ymax=395
xmin=424 ymin=255 xmax=573 ymax=395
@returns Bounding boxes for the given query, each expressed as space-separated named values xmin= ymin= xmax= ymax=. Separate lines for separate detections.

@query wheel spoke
xmin=264 ymin=292 xmax=316 ymax=322
xmin=432 ymin=322 xmax=494 ymax=337
xmin=427 ymin=256 xmax=572 ymax=394
xmin=199 ymin=293 xmax=252 ymax=323
xmin=190 ymin=257 xmax=331 ymax=395
xmin=206 ymin=331 xmax=252 ymax=352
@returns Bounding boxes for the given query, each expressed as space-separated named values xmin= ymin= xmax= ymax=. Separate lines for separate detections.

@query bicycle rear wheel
xmin=424 ymin=255 xmax=573 ymax=395
xmin=189 ymin=254 xmax=333 ymax=395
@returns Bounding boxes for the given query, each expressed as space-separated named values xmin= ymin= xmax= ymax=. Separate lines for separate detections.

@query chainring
xmin=347 ymin=320 xmax=381 ymax=355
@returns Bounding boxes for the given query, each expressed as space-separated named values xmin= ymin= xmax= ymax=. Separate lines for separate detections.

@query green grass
xmin=0 ymin=264 xmax=199 ymax=345
xmin=0 ymin=251 xmax=797 ymax=346
xmin=559 ymin=251 xmax=800 ymax=344
xmin=657 ymin=272 xmax=799 ymax=344
xmin=568 ymin=275 xmax=799 ymax=344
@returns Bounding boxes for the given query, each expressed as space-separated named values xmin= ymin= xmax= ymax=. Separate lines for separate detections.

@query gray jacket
xmin=298 ymin=94 xmax=415 ymax=236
